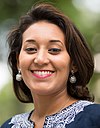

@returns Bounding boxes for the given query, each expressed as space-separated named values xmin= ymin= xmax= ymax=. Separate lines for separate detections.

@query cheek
xmin=18 ymin=52 xmax=33 ymax=69
xmin=54 ymin=54 xmax=71 ymax=80
xmin=18 ymin=54 xmax=32 ymax=84
xmin=52 ymin=54 xmax=71 ymax=70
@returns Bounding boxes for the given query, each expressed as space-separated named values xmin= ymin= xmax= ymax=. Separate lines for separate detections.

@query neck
xmin=31 ymin=89 xmax=76 ymax=119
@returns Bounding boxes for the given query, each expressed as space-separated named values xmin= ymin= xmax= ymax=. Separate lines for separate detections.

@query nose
xmin=34 ymin=49 xmax=49 ymax=66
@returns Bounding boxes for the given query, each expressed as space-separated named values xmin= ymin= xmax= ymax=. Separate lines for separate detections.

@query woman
xmin=1 ymin=3 xmax=100 ymax=128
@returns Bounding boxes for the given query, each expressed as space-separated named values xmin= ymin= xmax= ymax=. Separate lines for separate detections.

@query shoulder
xmin=1 ymin=112 xmax=32 ymax=128
xmin=84 ymin=102 xmax=100 ymax=111
xmin=73 ymin=100 xmax=100 ymax=114
xmin=74 ymin=101 xmax=100 ymax=127
xmin=83 ymin=103 xmax=100 ymax=118
xmin=1 ymin=118 xmax=12 ymax=128
xmin=64 ymin=100 xmax=100 ymax=128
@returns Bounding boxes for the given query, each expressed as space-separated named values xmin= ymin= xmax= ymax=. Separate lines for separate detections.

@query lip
xmin=30 ymin=70 xmax=55 ymax=79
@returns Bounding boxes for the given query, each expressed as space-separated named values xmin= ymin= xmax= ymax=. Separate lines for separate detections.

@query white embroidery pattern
xmin=9 ymin=100 xmax=93 ymax=128
xmin=9 ymin=112 xmax=34 ymax=128
xmin=44 ymin=100 xmax=93 ymax=128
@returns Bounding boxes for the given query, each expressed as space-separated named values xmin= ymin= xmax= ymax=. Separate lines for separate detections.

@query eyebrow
xmin=24 ymin=39 xmax=36 ymax=43
xmin=49 ymin=40 xmax=63 ymax=45
xmin=24 ymin=39 xmax=64 ymax=46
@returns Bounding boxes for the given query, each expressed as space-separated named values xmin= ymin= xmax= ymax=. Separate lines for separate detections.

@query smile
xmin=31 ymin=70 xmax=54 ymax=79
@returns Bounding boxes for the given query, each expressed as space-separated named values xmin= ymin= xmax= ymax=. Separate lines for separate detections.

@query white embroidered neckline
xmin=9 ymin=100 xmax=93 ymax=128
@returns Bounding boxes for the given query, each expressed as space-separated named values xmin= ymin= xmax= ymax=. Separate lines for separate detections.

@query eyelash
xmin=25 ymin=48 xmax=37 ymax=53
xmin=25 ymin=47 xmax=61 ymax=54
xmin=48 ymin=48 xmax=61 ymax=54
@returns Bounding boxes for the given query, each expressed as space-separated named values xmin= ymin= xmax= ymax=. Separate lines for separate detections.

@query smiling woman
xmin=1 ymin=2 xmax=100 ymax=128
xmin=18 ymin=21 xmax=71 ymax=96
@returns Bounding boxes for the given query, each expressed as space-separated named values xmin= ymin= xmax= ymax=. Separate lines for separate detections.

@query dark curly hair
xmin=8 ymin=3 xmax=94 ymax=103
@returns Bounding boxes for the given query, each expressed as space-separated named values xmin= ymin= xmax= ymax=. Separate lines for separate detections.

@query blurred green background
xmin=0 ymin=0 xmax=100 ymax=125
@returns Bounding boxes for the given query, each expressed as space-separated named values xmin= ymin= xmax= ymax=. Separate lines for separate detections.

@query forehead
xmin=22 ymin=21 xmax=65 ymax=43
xmin=24 ymin=21 xmax=63 ymax=33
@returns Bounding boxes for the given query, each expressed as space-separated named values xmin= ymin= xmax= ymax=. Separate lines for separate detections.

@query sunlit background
xmin=0 ymin=0 xmax=100 ymax=124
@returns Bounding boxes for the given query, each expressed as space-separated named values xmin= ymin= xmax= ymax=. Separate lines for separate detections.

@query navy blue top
xmin=1 ymin=100 xmax=100 ymax=128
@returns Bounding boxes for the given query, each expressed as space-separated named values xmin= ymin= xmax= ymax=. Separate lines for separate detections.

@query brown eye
xmin=25 ymin=47 xmax=37 ymax=53
xmin=48 ymin=48 xmax=61 ymax=54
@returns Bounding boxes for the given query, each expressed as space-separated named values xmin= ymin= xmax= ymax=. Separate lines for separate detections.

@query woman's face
xmin=18 ymin=21 xmax=72 ymax=96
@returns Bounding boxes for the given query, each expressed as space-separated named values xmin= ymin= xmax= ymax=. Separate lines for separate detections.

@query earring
xmin=16 ymin=69 xmax=22 ymax=81
xmin=69 ymin=70 xmax=76 ymax=84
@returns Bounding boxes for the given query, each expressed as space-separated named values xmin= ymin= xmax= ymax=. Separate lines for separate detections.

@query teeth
xmin=34 ymin=71 xmax=52 ymax=76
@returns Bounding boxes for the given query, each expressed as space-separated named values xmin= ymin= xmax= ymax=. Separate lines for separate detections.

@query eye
xmin=25 ymin=47 xmax=37 ymax=54
xmin=48 ymin=48 xmax=61 ymax=54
